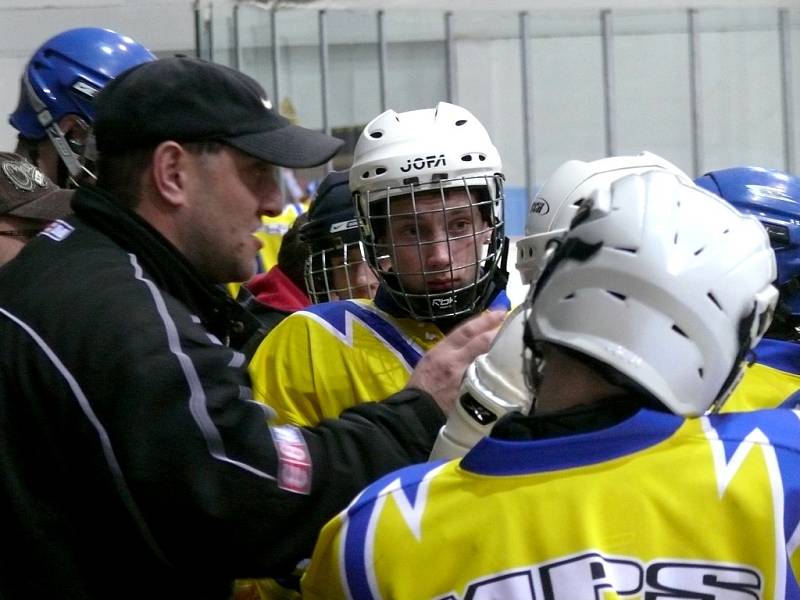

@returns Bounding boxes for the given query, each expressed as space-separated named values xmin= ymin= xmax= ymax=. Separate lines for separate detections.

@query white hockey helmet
xmin=527 ymin=169 xmax=778 ymax=416
xmin=430 ymin=304 xmax=531 ymax=460
xmin=349 ymin=102 xmax=506 ymax=321
xmin=516 ymin=152 xmax=691 ymax=286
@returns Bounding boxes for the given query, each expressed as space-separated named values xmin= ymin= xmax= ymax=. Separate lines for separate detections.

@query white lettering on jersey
xmin=436 ymin=553 xmax=761 ymax=600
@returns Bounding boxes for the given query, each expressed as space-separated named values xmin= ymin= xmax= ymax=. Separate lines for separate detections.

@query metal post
xmin=600 ymin=9 xmax=616 ymax=157
xmin=319 ymin=9 xmax=332 ymax=173
xmin=779 ymin=8 xmax=796 ymax=172
xmin=205 ymin=2 xmax=215 ymax=62
xmin=445 ymin=11 xmax=456 ymax=103
xmin=319 ymin=10 xmax=330 ymax=137
xmin=193 ymin=0 xmax=203 ymax=59
xmin=520 ymin=11 xmax=534 ymax=196
xmin=270 ymin=4 xmax=280 ymax=107
xmin=688 ymin=9 xmax=703 ymax=177
xmin=232 ymin=2 xmax=241 ymax=70
xmin=377 ymin=10 xmax=388 ymax=112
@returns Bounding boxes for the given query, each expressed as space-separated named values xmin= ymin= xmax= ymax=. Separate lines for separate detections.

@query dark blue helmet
xmin=301 ymin=170 xmax=378 ymax=303
xmin=10 ymin=28 xmax=156 ymax=139
xmin=695 ymin=167 xmax=800 ymax=317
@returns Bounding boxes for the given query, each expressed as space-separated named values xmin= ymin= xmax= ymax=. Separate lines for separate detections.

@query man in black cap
xmin=0 ymin=151 xmax=72 ymax=266
xmin=0 ymin=57 xmax=503 ymax=600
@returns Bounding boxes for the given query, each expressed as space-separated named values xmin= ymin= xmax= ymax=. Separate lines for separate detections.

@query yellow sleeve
xmin=300 ymin=514 xmax=349 ymax=600
xmin=248 ymin=313 xmax=320 ymax=427
xmin=248 ymin=306 xmax=424 ymax=427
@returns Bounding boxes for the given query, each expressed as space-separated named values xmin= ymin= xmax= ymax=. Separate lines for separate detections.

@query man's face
xmin=181 ymin=146 xmax=284 ymax=284
xmin=326 ymin=242 xmax=379 ymax=300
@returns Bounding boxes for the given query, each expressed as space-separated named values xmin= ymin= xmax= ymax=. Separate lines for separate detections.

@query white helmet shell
xmin=349 ymin=102 xmax=507 ymax=321
xmin=349 ymin=101 xmax=502 ymax=202
xmin=516 ymin=152 xmax=691 ymax=286
xmin=528 ymin=169 xmax=778 ymax=416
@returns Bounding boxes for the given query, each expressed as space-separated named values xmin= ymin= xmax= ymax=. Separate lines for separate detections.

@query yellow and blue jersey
xmin=249 ymin=298 xmax=444 ymax=426
xmin=248 ymin=289 xmax=510 ymax=427
xmin=302 ymin=408 xmax=800 ymax=600
xmin=725 ymin=337 xmax=800 ymax=412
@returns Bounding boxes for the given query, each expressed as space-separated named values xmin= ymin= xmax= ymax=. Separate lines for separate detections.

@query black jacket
xmin=0 ymin=186 xmax=444 ymax=599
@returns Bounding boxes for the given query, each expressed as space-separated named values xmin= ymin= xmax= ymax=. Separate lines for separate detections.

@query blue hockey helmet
xmin=695 ymin=167 xmax=800 ymax=317
xmin=9 ymin=27 xmax=156 ymax=140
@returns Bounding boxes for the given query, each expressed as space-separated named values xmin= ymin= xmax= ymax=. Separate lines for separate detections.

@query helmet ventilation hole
xmin=369 ymin=130 xmax=384 ymax=139
xmin=362 ymin=167 xmax=387 ymax=179
xmin=455 ymin=119 xmax=467 ymax=126
xmin=461 ymin=155 xmax=472 ymax=162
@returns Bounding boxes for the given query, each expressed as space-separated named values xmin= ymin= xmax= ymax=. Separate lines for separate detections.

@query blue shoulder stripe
xmin=462 ymin=409 xmax=682 ymax=475
xmin=753 ymin=337 xmax=800 ymax=375
xmin=303 ymin=301 xmax=424 ymax=369
xmin=707 ymin=409 xmax=800 ymax=544
xmin=343 ymin=461 xmax=445 ymax=600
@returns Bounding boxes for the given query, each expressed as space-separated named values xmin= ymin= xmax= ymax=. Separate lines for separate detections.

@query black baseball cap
xmin=93 ymin=56 xmax=343 ymax=168
xmin=301 ymin=170 xmax=361 ymax=249
xmin=0 ymin=153 xmax=73 ymax=220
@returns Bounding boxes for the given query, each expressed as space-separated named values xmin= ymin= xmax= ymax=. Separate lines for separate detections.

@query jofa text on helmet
xmin=400 ymin=154 xmax=446 ymax=172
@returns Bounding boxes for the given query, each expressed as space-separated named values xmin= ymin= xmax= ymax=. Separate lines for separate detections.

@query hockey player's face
xmin=183 ymin=146 xmax=283 ymax=284
xmin=327 ymin=243 xmax=379 ymax=300
xmin=383 ymin=189 xmax=490 ymax=295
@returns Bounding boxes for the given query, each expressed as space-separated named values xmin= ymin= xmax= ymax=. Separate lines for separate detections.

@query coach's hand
xmin=405 ymin=310 xmax=505 ymax=414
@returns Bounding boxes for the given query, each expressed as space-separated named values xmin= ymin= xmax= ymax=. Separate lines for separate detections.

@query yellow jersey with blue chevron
xmin=249 ymin=299 xmax=443 ymax=426
xmin=724 ymin=338 xmax=800 ymax=412
xmin=249 ymin=289 xmax=510 ymax=426
xmin=302 ymin=408 xmax=800 ymax=600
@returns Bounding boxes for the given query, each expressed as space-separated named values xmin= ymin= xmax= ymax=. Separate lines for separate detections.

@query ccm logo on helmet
xmin=530 ymin=198 xmax=550 ymax=215
xmin=400 ymin=155 xmax=446 ymax=172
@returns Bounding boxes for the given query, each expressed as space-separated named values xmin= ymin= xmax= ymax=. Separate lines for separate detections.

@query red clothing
xmin=247 ymin=266 xmax=310 ymax=313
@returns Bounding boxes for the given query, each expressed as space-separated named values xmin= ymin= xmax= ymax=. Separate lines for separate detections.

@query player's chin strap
xmin=23 ymin=71 xmax=94 ymax=187
xmin=429 ymin=304 xmax=533 ymax=461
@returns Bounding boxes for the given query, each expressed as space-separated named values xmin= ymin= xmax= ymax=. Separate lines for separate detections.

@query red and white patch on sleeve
xmin=270 ymin=425 xmax=312 ymax=495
